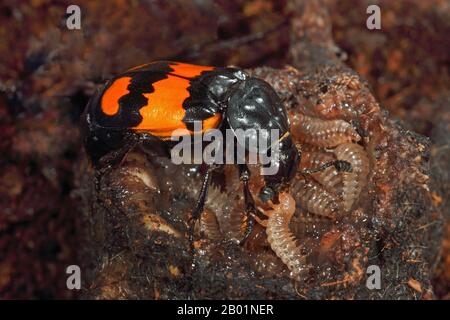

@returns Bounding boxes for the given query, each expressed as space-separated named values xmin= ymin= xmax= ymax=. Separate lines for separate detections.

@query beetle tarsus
xmin=300 ymin=160 xmax=352 ymax=175
xmin=239 ymin=215 xmax=254 ymax=245
xmin=238 ymin=164 xmax=267 ymax=245
xmin=188 ymin=166 xmax=213 ymax=252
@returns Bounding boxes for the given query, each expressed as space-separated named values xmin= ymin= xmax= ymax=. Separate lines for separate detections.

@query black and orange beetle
xmin=82 ymin=61 xmax=350 ymax=243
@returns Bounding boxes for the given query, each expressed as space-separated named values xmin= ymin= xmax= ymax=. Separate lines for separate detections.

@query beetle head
xmin=258 ymin=134 xmax=299 ymax=203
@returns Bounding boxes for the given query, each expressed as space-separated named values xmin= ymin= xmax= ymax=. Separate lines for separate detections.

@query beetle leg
xmin=300 ymin=160 xmax=352 ymax=175
xmin=254 ymin=207 xmax=269 ymax=227
xmin=238 ymin=164 xmax=267 ymax=245
xmin=188 ymin=165 xmax=214 ymax=246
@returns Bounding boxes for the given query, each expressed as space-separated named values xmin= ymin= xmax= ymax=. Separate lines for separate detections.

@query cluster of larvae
xmin=199 ymin=167 xmax=248 ymax=244
xmin=263 ymin=113 xmax=370 ymax=280
xmin=198 ymin=113 xmax=370 ymax=281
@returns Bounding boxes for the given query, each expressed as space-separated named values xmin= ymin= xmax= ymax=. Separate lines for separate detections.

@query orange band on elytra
xmin=101 ymin=77 xmax=132 ymax=116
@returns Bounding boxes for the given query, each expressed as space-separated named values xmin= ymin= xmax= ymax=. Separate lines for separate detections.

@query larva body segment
xmin=290 ymin=210 xmax=334 ymax=240
xmin=292 ymin=178 xmax=340 ymax=219
xmin=300 ymin=150 xmax=334 ymax=166
xmin=200 ymin=209 xmax=223 ymax=241
xmin=299 ymin=143 xmax=324 ymax=153
xmin=265 ymin=193 xmax=309 ymax=280
xmin=221 ymin=205 xmax=247 ymax=242
xmin=300 ymin=151 xmax=343 ymax=195
xmin=333 ymin=143 xmax=370 ymax=211
xmin=291 ymin=113 xmax=361 ymax=147
xmin=203 ymin=168 xmax=247 ymax=243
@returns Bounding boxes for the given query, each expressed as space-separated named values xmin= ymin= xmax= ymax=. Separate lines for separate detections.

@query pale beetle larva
xmin=300 ymin=151 xmax=343 ymax=195
xmin=291 ymin=113 xmax=361 ymax=147
xmin=333 ymin=143 xmax=370 ymax=211
xmin=200 ymin=208 xmax=223 ymax=241
xmin=291 ymin=178 xmax=340 ymax=219
xmin=261 ymin=113 xmax=370 ymax=282
xmin=201 ymin=184 xmax=247 ymax=243
xmin=264 ymin=193 xmax=310 ymax=281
